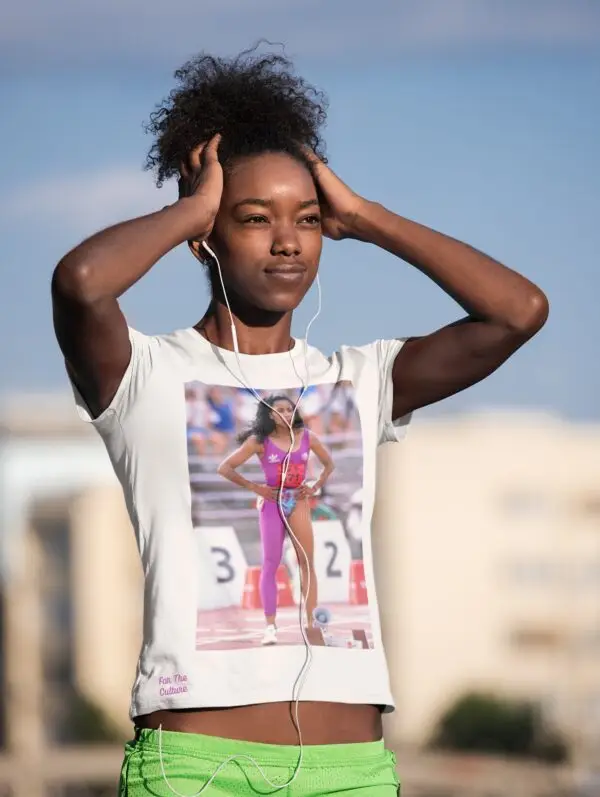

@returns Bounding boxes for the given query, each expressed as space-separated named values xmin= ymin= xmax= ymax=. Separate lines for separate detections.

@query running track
xmin=196 ymin=603 xmax=373 ymax=650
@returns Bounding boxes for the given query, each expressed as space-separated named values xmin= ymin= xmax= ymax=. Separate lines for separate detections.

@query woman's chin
xmin=257 ymin=297 xmax=302 ymax=314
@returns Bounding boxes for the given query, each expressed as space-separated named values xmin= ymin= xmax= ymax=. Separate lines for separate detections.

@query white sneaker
xmin=261 ymin=624 xmax=277 ymax=646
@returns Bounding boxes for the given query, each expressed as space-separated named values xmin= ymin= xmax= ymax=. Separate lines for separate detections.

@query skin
xmin=52 ymin=132 xmax=548 ymax=745
xmin=217 ymin=399 xmax=334 ymax=627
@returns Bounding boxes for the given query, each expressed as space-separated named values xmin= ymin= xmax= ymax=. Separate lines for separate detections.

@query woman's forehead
xmin=224 ymin=153 xmax=316 ymax=200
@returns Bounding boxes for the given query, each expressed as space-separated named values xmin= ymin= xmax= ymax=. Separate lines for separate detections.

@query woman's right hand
xmin=178 ymin=134 xmax=223 ymax=239
xmin=254 ymin=484 xmax=279 ymax=502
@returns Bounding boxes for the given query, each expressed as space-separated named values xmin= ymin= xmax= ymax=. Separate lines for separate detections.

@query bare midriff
xmin=136 ymin=701 xmax=383 ymax=744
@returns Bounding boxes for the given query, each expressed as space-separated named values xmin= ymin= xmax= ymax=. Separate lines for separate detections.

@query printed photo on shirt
xmin=185 ymin=381 xmax=372 ymax=651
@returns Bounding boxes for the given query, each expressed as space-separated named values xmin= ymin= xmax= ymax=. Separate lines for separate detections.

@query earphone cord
xmin=157 ymin=244 xmax=322 ymax=796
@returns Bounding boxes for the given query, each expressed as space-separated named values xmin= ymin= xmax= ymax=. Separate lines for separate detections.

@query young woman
xmin=218 ymin=394 xmax=334 ymax=646
xmin=51 ymin=48 xmax=548 ymax=797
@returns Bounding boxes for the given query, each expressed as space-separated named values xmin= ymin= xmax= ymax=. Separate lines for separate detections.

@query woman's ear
xmin=188 ymin=239 xmax=211 ymax=266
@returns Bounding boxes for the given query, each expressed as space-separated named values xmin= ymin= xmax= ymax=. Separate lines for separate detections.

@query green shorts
xmin=120 ymin=728 xmax=400 ymax=796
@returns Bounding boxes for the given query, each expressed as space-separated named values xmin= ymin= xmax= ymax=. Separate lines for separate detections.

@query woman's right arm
xmin=51 ymin=136 xmax=222 ymax=418
xmin=217 ymin=438 xmax=275 ymax=500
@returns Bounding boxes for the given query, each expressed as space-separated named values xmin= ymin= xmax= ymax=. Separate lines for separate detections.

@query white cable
xmin=156 ymin=241 xmax=322 ymax=796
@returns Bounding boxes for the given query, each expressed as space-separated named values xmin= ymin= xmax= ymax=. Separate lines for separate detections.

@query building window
xmin=576 ymin=561 xmax=600 ymax=588
xmin=32 ymin=500 xmax=123 ymax=746
xmin=33 ymin=507 xmax=74 ymax=743
xmin=501 ymin=490 xmax=554 ymax=521
xmin=504 ymin=559 xmax=563 ymax=587
xmin=574 ymin=629 xmax=600 ymax=652
xmin=572 ymin=491 xmax=600 ymax=521
xmin=36 ymin=515 xmax=73 ymax=683
xmin=509 ymin=627 xmax=564 ymax=651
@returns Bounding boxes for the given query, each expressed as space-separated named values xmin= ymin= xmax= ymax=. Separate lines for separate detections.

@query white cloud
xmin=398 ymin=0 xmax=600 ymax=46
xmin=1 ymin=0 xmax=599 ymax=72
xmin=4 ymin=168 xmax=168 ymax=231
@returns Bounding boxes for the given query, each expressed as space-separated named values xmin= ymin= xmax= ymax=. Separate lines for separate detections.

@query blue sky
xmin=1 ymin=0 xmax=599 ymax=419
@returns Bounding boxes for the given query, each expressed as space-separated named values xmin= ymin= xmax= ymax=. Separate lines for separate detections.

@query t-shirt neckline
xmin=182 ymin=327 xmax=307 ymax=368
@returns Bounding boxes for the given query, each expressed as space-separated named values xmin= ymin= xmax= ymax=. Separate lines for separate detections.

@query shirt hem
xmin=130 ymin=692 xmax=395 ymax=721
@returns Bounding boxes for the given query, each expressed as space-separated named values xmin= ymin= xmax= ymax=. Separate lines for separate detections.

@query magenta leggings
xmin=259 ymin=500 xmax=287 ymax=617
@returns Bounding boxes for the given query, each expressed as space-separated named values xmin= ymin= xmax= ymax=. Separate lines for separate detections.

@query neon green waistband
xmin=131 ymin=728 xmax=387 ymax=769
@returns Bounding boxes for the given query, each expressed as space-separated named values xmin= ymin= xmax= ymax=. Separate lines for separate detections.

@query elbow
xmin=216 ymin=462 xmax=227 ymax=478
xmin=52 ymin=257 xmax=99 ymax=305
xmin=509 ymin=289 xmax=550 ymax=338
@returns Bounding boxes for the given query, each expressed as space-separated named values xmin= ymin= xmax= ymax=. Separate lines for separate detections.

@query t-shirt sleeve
xmin=375 ymin=337 xmax=412 ymax=445
xmin=69 ymin=327 xmax=156 ymax=429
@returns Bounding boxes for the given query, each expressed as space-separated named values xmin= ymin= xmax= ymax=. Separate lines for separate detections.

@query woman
xmin=218 ymin=394 xmax=334 ymax=646
xmin=51 ymin=48 xmax=547 ymax=796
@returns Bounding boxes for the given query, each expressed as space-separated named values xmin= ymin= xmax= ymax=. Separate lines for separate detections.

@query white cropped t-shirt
xmin=70 ymin=328 xmax=410 ymax=718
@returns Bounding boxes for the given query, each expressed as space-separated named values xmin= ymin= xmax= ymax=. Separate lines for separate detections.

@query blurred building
xmin=377 ymin=411 xmax=600 ymax=769
xmin=0 ymin=395 xmax=142 ymax=754
xmin=1 ymin=395 xmax=599 ymax=777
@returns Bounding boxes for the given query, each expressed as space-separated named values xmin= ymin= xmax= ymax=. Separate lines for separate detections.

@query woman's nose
xmin=271 ymin=223 xmax=301 ymax=257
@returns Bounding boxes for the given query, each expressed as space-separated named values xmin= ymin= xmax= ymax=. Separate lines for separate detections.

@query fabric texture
xmin=119 ymin=728 xmax=400 ymax=796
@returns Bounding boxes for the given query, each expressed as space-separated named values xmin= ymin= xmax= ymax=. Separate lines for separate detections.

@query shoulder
xmin=336 ymin=339 xmax=408 ymax=365
xmin=121 ymin=327 xmax=198 ymax=367
xmin=247 ymin=433 xmax=264 ymax=453
xmin=305 ymin=428 xmax=321 ymax=447
xmin=122 ymin=325 xmax=214 ymax=376
xmin=321 ymin=339 xmax=407 ymax=386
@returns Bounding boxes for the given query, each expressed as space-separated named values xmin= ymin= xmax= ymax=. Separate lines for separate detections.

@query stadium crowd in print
xmin=185 ymin=381 xmax=373 ymax=651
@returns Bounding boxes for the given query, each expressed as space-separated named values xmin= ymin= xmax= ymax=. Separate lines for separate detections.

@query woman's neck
xmin=196 ymin=300 xmax=295 ymax=355
xmin=272 ymin=426 xmax=301 ymax=439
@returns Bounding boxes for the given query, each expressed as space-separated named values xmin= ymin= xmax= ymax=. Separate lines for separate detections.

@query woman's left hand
xmin=304 ymin=149 xmax=368 ymax=241
xmin=298 ymin=482 xmax=317 ymax=499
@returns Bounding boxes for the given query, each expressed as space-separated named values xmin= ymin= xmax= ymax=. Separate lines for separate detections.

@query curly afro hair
xmin=144 ymin=46 xmax=329 ymax=187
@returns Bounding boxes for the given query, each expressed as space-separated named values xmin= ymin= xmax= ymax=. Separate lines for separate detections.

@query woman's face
xmin=270 ymin=399 xmax=295 ymax=429
xmin=206 ymin=152 xmax=322 ymax=314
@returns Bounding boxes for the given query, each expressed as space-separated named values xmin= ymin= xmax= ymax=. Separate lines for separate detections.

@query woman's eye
xmin=300 ymin=215 xmax=321 ymax=225
xmin=244 ymin=215 xmax=268 ymax=224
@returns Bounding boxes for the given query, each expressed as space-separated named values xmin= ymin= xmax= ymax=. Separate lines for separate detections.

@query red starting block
xmin=349 ymin=560 xmax=367 ymax=605
xmin=242 ymin=565 xmax=295 ymax=609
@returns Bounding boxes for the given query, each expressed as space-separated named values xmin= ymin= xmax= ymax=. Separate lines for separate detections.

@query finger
xmin=179 ymin=159 xmax=190 ymax=181
xmin=203 ymin=133 xmax=222 ymax=163
xmin=188 ymin=142 xmax=206 ymax=172
xmin=299 ymin=144 xmax=321 ymax=167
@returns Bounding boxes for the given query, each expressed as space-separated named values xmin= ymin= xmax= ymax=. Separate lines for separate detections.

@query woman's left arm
xmin=308 ymin=152 xmax=549 ymax=419
xmin=350 ymin=203 xmax=549 ymax=417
